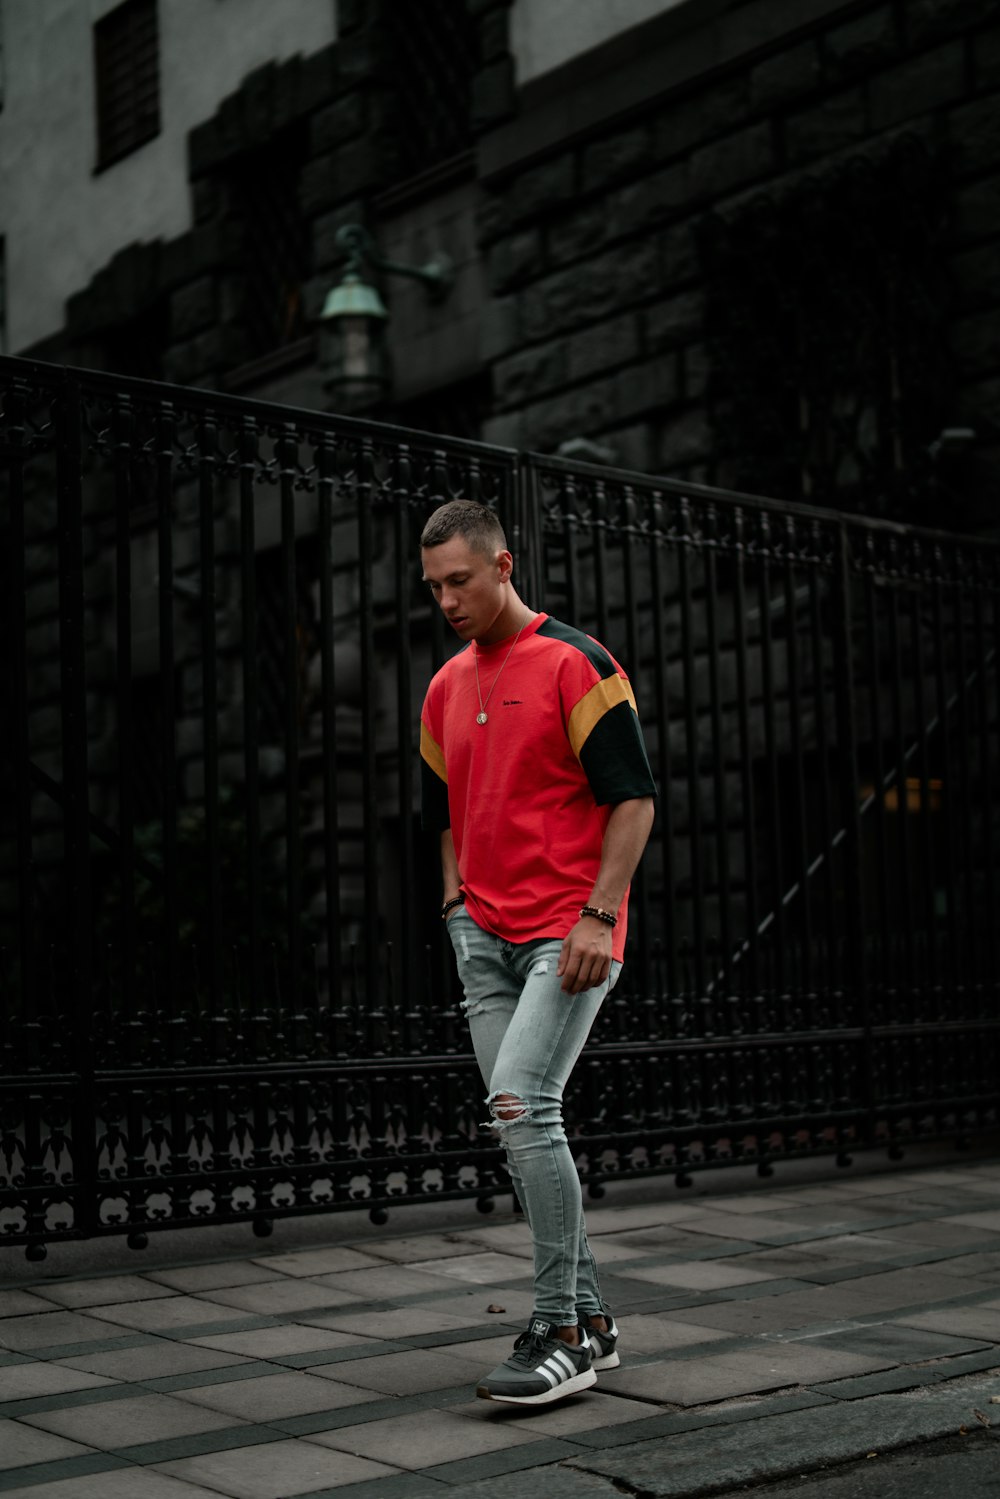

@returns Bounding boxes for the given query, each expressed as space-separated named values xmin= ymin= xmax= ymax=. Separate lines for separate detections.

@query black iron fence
xmin=2 ymin=356 xmax=998 ymax=1258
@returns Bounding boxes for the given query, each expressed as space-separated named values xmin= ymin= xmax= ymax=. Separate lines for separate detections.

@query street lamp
xmin=318 ymin=224 xmax=454 ymax=407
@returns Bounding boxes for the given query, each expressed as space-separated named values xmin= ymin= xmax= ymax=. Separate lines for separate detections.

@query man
xmin=419 ymin=499 xmax=656 ymax=1406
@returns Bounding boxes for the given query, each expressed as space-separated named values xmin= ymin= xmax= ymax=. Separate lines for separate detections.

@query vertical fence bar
xmin=972 ymin=558 xmax=995 ymax=989
xmin=155 ymin=403 xmax=180 ymax=1056
xmin=618 ymin=484 xmax=650 ymax=988
xmin=908 ymin=538 xmax=937 ymax=997
xmin=238 ymin=416 xmax=263 ymax=1021
xmin=808 ymin=521 xmax=837 ymax=997
xmin=931 ymin=546 xmax=960 ymax=996
xmin=756 ymin=512 xmax=785 ymax=994
xmin=781 ymin=516 xmax=810 ymax=1000
xmin=393 ymin=447 xmax=415 ymax=1016
xmin=951 ymin=543 xmax=975 ymax=1002
xmin=863 ymin=535 xmax=890 ymax=1001
xmin=56 ymin=371 xmax=95 ymax=1236
xmin=279 ymin=423 xmax=302 ymax=1024
xmin=317 ymin=433 xmax=342 ymax=1015
xmin=733 ymin=506 xmax=759 ymax=997
xmin=592 ymin=477 xmax=609 ymax=645
xmin=561 ymin=472 xmax=580 ymax=626
xmin=6 ymin=380 xmax=37 ymax=1067
xmin=112 ymin=394 xmax=137 ymax=1056
xmin=677 ymin=495 xmax=704 ymax=998
xmin=357 ymin=437 xmax=381 ymax=1020
xmin=886 ymin=552 xmax=915 ymax=997
xmin=649 ymin=493 xmax=678 ymax=998
xmin=833 ymin=523 xmax=872 ymax=1140
xmin=197 ymin=411 xmax=222 ymax=1029
xmin=704 ymin=503 xmax=731 ymax=995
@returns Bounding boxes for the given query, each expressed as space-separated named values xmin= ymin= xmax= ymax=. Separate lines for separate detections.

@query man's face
xmin=421 ymin=535 xmax=511 ymax=643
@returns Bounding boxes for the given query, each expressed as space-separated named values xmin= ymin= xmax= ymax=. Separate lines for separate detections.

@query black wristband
xmin=441 ymin=894 xmax=466 ymax=920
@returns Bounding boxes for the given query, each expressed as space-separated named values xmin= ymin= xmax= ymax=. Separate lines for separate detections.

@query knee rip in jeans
xmin=483 ymin=1089 xmax=532 ymax=1133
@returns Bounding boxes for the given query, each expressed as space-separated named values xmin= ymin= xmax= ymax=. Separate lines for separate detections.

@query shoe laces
xmin=510 ymin=1328 xmax=557 ymax=1367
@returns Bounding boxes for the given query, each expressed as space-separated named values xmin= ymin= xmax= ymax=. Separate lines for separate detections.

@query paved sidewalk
xmin=1 ymin=1144 xmax=998 ymax=1498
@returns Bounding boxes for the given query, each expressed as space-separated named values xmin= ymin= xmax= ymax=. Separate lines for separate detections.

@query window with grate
xmin=228 ymin=124 xmax=309 ymax=360
xmin=94 ymin=0 xmax=160 ymax=170
xmin=385 ymin=0 xmax=478 ymax=179
xmin=700 ymin=137 xmax=952 ymax=524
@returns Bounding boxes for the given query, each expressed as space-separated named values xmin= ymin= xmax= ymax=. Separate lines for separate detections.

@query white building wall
xmin=510 ymin=0 xmax=688 ymax=85
xmin=0 ymin=0 xmax=337 ymax=353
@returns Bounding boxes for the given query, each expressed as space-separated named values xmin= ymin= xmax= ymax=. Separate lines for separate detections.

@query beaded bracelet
xmin=580 ymin=904 xmax=617 ymax=927
xmin=441 ymin=894 xmax=466 ymax=920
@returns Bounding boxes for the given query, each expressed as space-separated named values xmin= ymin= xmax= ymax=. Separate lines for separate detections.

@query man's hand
xmin=557 ymin=917 xmax=613 ymax=995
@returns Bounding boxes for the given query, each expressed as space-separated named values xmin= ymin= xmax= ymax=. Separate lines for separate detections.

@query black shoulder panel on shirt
xmin=580 ymin=700 xmax=658 ymax=807
xmin=536 ymin=616 xmax=618 ymax=679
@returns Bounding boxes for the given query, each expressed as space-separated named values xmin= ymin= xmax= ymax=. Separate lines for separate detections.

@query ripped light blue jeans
xmin=447 ymin=906 xmax=622 ymax=1327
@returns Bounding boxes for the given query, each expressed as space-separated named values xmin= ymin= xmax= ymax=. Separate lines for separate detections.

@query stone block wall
xmin=476 ymin=0 xmax=1000 ymax=529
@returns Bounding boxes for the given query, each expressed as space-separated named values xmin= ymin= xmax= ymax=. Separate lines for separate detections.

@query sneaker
xmin=476 ymin=1318 xmax=597 ymax=1405
xmin=581 ymin=1311 xmax=620 ymax=1370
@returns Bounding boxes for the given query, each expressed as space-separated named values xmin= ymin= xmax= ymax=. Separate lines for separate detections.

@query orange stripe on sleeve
xmin=567 ymin=674 xmax=637 ymax=761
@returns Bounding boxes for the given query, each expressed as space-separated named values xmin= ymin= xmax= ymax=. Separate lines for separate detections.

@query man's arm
xmin=440 ymin=828 xmax=462 ymax=909
xmin=557 ymin=796 xmax=655 ymax=995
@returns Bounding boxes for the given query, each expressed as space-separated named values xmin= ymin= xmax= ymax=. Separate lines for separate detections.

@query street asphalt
xmin=1 ymin=1135 xmax=998 ymax=1498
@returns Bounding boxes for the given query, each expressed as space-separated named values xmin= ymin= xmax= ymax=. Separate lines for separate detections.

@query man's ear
xmin=497 ymin=548 xmax=514 ymax=583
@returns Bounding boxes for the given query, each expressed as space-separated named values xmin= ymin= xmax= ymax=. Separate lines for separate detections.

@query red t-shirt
xmin=420 ymin=613 xmax=656 ymax=961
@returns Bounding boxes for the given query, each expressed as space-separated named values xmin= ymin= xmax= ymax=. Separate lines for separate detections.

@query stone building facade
xmin=5 ymin=0 xmax=997 ymax=531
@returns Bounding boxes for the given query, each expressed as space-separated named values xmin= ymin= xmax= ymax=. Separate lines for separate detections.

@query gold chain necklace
xmin=473 ymin=613 xmax=532 ymax=725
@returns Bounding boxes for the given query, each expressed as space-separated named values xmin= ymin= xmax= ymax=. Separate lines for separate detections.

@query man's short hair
xmin=420 ymin=500 xmax=507 ymax=557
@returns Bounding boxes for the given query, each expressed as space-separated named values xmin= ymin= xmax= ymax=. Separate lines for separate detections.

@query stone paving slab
xmin=250 ymin=1249 xmax=386 ymax=1278
xmin=145 ymin=1262 xmax=291 ymax=1294
xmin=28 ymin=1276 xmax=178 ymax=1310
xmin=188 ymin=1326 xmax=377 ymax=1359
xmin=0 ymin=1291 xmax=66 ymax=1319
xmin=0 ymin=1362 xmax=118 ymax=1401
xmin=795 ymin=1323 xmax=991 ymax=1362
xmin=354 ymin=1234 xmax=504 ymax=1265
xmin=621 ymin=1259 xmax=780 ymax=1291
xmin=156 ymin=1438 xmax=402 ymax=1497
xmin=403 ymin=1252 xmax=535 ymax=1285
xmin=306 ymin=1348 xmax=487 ymax=1396
xmin=0 ymin=1415 xmax=99 ymax=1468
xmin=897 ymin=1305 xmax=1000 ymax=1340
xmin=196 ymin=1280 xmax=362 ymax=1317
xmin=0 ymin=1469 xmax=219 ymax=1498
xmin=306 ymin=1405 xmax=543 ymax=1470
xmin=172 ymin=1371 xmax=375 ymax=1422
xmin=18 ymin=1390 xmax=247 ymax=1448
xmin=0 ymin=1310 xmax=147 ymax=1353
xmin=80 ymin=1295 xmax=261 ymax=1334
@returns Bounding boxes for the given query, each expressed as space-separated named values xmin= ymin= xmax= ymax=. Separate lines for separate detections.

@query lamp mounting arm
xmin=333 ymin=223 xmax=453 ymax=303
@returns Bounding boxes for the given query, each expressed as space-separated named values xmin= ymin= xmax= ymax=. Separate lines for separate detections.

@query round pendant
xmin=476 ymin=711 xmax=488 ymax=725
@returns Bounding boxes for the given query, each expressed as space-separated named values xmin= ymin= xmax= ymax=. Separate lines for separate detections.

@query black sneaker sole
xmin=476 ymin=1367 xmax=597 ymax=1405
